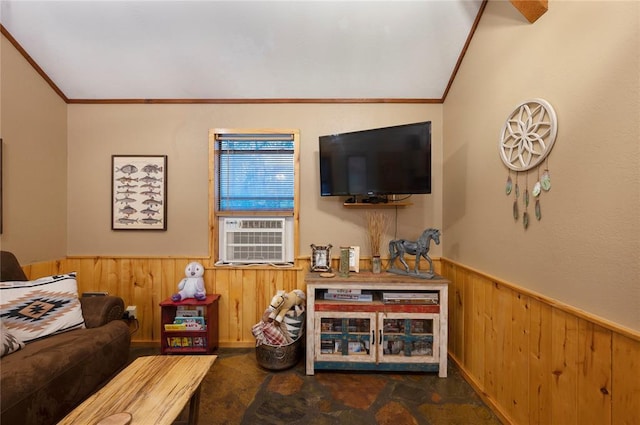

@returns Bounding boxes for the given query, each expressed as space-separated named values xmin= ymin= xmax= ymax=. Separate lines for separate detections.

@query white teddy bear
xmin=171 ymin=262 xmax=206 ymax=302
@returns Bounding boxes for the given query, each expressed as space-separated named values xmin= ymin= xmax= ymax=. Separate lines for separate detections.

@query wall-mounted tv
xmin=319 ymin=121 xmax=431 ymax=201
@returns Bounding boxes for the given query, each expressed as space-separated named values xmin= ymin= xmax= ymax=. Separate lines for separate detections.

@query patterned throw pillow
xmin=0 ymin=273 xmax=85 ymax=343
xmin=1 ymin=320 xmax=25 ymax=357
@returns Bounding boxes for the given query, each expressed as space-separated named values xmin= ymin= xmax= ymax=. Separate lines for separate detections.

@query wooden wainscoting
xmin=20 ymin=255 xmax=430 ymax=346
xmin=23 ymin=257 xmax=307 ymax=347
xmin=440 ymin=258 xmax=640 ymax=425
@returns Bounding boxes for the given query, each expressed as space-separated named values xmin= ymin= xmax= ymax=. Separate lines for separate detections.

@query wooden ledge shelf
xmin=342 ymin=202 xmax=412 ymax=208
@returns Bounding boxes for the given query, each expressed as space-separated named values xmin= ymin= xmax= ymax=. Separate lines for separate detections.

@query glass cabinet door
xmin=315 ymin=312 xmax=377 ymax=363
xmin=377 ymin=313 xmax=439 ymax=364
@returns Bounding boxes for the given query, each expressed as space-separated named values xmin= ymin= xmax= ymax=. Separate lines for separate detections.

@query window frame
xmin=208 ymin=128 xmax=300 ymax=266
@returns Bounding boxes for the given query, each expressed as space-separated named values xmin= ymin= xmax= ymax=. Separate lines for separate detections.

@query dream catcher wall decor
xmin=499 ymin=99 xmax=557 ymax=229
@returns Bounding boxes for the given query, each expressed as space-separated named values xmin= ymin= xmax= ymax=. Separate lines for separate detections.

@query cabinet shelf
xmin=162 ymin=347 xmax=209 ymax=355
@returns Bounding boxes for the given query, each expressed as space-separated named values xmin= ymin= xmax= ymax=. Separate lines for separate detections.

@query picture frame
xmin=112 ymin=155 xmax=167 ymax=230
xmin=310 ymin=244 xmax=332 ymax=272
xmin=349 ymin=246 xmax=360 ymax=272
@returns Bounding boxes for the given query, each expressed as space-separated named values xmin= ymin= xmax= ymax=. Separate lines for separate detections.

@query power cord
xmin=122 ymin=311 xmax=140 ymax=335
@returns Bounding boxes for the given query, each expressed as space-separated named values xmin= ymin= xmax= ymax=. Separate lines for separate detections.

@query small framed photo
xmin=112 ymin=155 xmax=167 ymax=230
xmin=310 ymin=244 xmax=332 ymax=272
xmin=349 ymin=246 xmax=360 ymax=273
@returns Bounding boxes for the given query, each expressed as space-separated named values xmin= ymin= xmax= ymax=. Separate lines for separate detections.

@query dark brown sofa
xmin=0 ymin=251 xmax=131 ymax=425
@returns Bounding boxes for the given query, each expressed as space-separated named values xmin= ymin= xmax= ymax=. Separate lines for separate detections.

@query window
xmin=215 ymin=132 xmax=295 ymax=211
xmin=209 ymin=129 xmax=299 ymax=265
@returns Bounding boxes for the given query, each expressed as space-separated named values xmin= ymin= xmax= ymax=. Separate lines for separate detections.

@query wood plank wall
xmin=23 ymin=256 xmax=308 ymax=347
xmin=22 ymin=256 xmax=640 ymax=424
xmin=440 ymin=258 xmax=640 ymax=425
xmin=22 ymin=256 xmax=426 ymax=345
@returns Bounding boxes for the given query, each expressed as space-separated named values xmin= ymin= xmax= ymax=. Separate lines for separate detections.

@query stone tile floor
xmin=129 ymin=345 xmax=502 ymax=425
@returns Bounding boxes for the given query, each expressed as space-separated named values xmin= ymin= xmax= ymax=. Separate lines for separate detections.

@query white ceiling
xmin=0 ymin=0 xmax=485 ymax=101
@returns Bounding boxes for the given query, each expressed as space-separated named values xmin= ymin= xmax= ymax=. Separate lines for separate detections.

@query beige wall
xmin=67 ymin=103 xmax=443 ymax=258
xmin=0 ymin=35 xmax=68 ymax=263
xmin=1 ymin=31 xmax=443 ymax=262
xmin=443 ymin=1 xmax=639 ymax=330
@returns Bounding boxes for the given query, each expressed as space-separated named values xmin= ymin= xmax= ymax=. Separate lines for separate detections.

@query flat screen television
xmin=319 ymin=121 xmax=431 ymax=201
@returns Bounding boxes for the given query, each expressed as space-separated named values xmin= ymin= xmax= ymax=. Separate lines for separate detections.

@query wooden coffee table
xmin=58 ymin=355 xmax=216 ymax=425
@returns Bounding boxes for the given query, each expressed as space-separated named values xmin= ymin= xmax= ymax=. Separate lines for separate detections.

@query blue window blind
xmin=216 ymin=134 xmax=295 ymax=211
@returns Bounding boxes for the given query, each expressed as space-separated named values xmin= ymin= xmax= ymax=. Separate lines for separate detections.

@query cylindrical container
xmin=339 ymin=247 xmax=350 ymax=277
xmin=372 ymin=256 xmax=381 ymax=274
xmin=255 ymin=338 xmax=303 ymax=371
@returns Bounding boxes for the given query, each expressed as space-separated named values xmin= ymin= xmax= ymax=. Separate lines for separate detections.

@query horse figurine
xmin=388 ymin=228 xmax=441 ymax=279
xmin=264 ymin=289 xmax=306 ymax=323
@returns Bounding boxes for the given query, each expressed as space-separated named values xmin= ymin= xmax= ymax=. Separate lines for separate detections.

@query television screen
xmin=319 ymin=122 xmax=431 ymax=198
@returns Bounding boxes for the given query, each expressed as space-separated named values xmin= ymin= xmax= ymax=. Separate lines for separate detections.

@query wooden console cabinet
xmin=305 ymin=272 xmax=448 ymax=377
xmin=160 ymin=294 xmax=220 ymax=355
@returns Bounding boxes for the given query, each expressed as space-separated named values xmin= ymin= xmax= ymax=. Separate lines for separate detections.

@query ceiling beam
xmin=510 ymin=0 xmax=548 ymax=23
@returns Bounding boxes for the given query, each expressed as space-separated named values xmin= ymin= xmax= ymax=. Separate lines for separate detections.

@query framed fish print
xmin=112 ymin=155 xmax=167 ymax=230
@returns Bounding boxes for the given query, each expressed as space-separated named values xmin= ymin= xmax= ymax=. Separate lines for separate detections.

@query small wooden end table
xmin=58 ymin=355 xmax=216 ymax=425
xmin=160 ymin=294 xmax=220 ymax=355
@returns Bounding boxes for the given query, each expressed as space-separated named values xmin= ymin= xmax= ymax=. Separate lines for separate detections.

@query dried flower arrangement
xmin=366 ymin=211 xmax=389 ymax=257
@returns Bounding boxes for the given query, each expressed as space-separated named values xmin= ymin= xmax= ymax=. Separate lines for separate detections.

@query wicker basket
xmin=255 ymin=337 xmax=304 ymax=371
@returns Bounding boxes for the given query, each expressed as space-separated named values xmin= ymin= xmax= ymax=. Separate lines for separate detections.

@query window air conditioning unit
xmin=219 ymin=217 xmax=294 ymax=264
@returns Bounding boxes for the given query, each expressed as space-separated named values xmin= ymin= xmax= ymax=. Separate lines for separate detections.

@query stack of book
xmin=323 ymin=289 xmax=373 ymax=302
xmin=167 ymin=336 xmax=207 ymax=348
xmin=164 ymin=305 xmax=207 ymax=331
xmin=176 ymin=305 xmax=205 ymax=317
xmin=164 ymin=305 xmax=208 ymax=348
xmin=163 ymin=316 xmax=206 ymax=331
xmin=320 ymin=339 xmax=337 ymax=354
xmin=382 ymin=292 xmax=438 ymax=305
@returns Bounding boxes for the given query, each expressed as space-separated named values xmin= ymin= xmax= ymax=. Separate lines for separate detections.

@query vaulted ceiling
xmin=0 ymin=1 xmax=498 ymax=103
